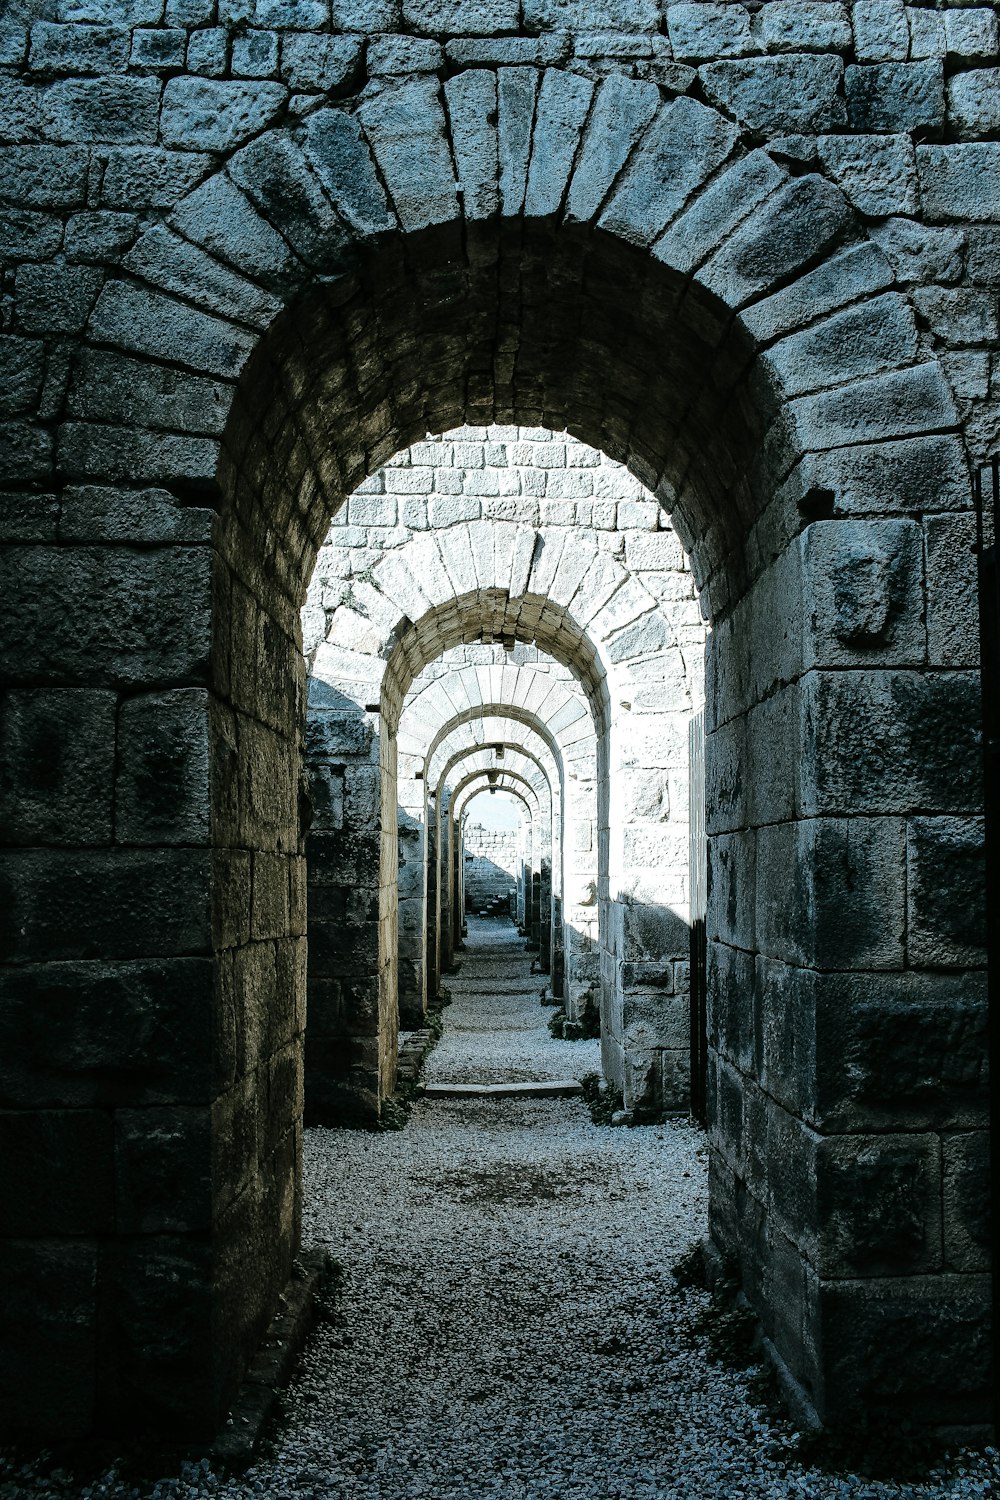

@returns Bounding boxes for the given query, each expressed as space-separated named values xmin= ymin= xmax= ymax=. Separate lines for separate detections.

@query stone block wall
xmin=462 ymin=822 xmax=519 ymax=912
xmin=0 ymin=0 xmax=995 ymax=1444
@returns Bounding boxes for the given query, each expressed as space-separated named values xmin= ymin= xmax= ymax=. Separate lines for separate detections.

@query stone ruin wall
xmin=462 ymin=821 xmax=520 ymax=912
xmin=0 ymin=0 xmax=998 ymax=1447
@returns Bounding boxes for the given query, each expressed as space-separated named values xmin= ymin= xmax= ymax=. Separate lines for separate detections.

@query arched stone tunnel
xmin=0 ymin=5 xmax=992 ymax=1451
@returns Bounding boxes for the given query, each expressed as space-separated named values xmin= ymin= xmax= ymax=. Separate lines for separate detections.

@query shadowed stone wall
xmin=0 ymin=0 xmax=993 ymax=1446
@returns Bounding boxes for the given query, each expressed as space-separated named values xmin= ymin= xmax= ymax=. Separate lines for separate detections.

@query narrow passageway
xmin=204 ymin=923 xmax=993 ymax=1500
xmin=423 ymin=916 xmax=601 ymax=1089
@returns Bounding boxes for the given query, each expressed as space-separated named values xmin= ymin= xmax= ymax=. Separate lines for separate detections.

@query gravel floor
xmin=2 ymin=919 xmax=997 ymax=1500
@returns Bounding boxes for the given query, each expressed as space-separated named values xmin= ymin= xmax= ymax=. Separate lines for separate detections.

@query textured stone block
xmin=907 ymin=817 xmax=986 ymax=969
xmin=654 ymin=149 xmax=783 ymax=276
xmin=89 ymin=280 xmax=255 ymax=378
xmin=742 ymin=241 xmax=892 ymax=345
xmin=947 ymin=68 xmax=1000 ymax=139
xmin=802 ymin=670 xmax=982 ymax=816
xmin=404 ymin=0 xmax=517 ymax=30
xmin=564 ymin=74 xmax=659 ymax=224
xmin=700 ymin=175 xmax=851 ymax=309
xmin=924 ymin=513 xmax=977 ymax=670
xmin=765 ymin=293 xmax=917 ymax=399
xmin=123 ymin=223 xmax=282 ymax=330
xmin=114 ymin=1107 xmax=212 ymax=1234
xmin=846 ymin=61 xmax=944 ymax=132
xmin=130 ymin=27 xmax=186 ymax=69
xmin=699 ymin=55 xmax=845 ymax=133
xmin=64 ymin=210 xmax=137 ymax=262
xmin=161 ymin=77 xmax=286 ymax=151
xmin=818 ymin=1275 xmax=990 ymax=1425
xmin=170 ymin=173 xmax=303 ymax=293
xmin=758 ymin=3 xmax=850 ymax=54
xmin=0 ymin=1109 xmax=113 ymax=1235
xmin=0 ymin=336 xmax=45 ymax=417
xmin=0 ymin=956 xmax=218 ymax=1109
xmin=185 ymin=26 xmax=228 ymax=76
xmin=0 ymin=688 xmax=116 ymax=844
xmin=817 ymin=1133 xmax=942 ymax=1277
xmin=0 ymin=145 xmax=89 ymax=209
xmin=228 ymin=132 xmax=350 ymax=274
xmin=281 ymin=32 xmax=360 ymax=91
xmin=851 ymin=0 xmax=907 ymax=61
xmin=44 ymin=77 xmax=162 ymax=143
xmin=524 ymin=69 xmax=594 ymax=220
xmin=232 ymin=27 xmax=279 ymax=76
xmin=116 ymin=690 xmax=211 ymax=845
xmin=667 ymin=3 xmax=752 ymax=60
xmin=800 ymin=518 xmax=924 ymax=666
xmin=943 ymin=1131 xmax=989 ymax=1273
xmin=790 ymin=363 xmax=958 ymax=451
xmin=817 ymin=133 xmax=916 ymax=217
xmin=756 ymin=817 xmax=905 ymax=970
xmin=15 ymin=262 xmax=103 ymax=334
xmin=100 ymin=147 xmax=211 ymax=210
xmin=359 ymin=77 xmax=458 ymax=232
xmin=0 ymin=849 xmax=213 ymax=963
xmin=918 ymin=143 xmax=1000 ymax=224
xmin=0 ymin=545 xmax=211 ymax=687
xmin=600 ymin=96 xmax=738 ymax=248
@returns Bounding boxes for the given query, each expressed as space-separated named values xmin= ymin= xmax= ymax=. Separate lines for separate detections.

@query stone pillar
xmin=705 ymin=503 xmax=989 ymax=1429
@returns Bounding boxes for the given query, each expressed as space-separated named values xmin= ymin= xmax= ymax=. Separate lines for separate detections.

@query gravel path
xmin=2 ymin=919 xmax=996 ymax=1500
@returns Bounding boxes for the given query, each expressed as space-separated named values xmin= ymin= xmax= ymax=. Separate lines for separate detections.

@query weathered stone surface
xmin=765 ymin=293 xmax=918 ymax=399
xmin=943 ymin=1131 xmax=989 ymax=1273
xmin=699 ymin=56 xmax=845 ymax=134
xmin=0 ymin=145 xmax=89 ymax=208
xmin=948 ymin=68 xmax=1000 ymax=139
xmin=600 ymin=96 xmax=737 ymax=248
xmin=907 ymin=816 xmax=986 ymax=968
xmin=869 ymin=216 xmax=965 ymax=285
xmin=802 ymin=670 xmax=981 ymax=816
xmin=161 ymin=77 xmax=286 ymax=150
xmin=667 ymin=3 xmax=751 ymax=61
xmin=227 ymin=132 xmax=351 ymax=273
xmin=281 ymin=32 xmax=361 ymax=91
xmin=357 ymin=77 xmax=458 ymax=231
xmin=851 ymin=0 xmax=908 ymax=62
xmin=0 ymin=689 xmax=117 ymax=845
xmin=15 ymin=263 xmax=103 ymax=334
xmin=789 ymin=363 xmax=958 ymax=452
xmin=122 ymin=223 xmax=281 ymax=329
xmin=741 ymin=241 xmax=893 ymax=345
xmin=116 ymin=690 xmax=211 ymax=844
xmin=655 ymin=150 xmax=784 ymax=276
xmin=0 ymin=545 xmax=211 ymax=687
xmin=817 ymin=132 xmax=916 ymax=216
xmin=100 ymin=146 xmax=211 ymax=209
xmin=564 ymin=73 xmax=659 ymax=224
xmin=700 ymin=174 xmax=851 ymax=309
xmin=171 ymin=172 xmax=304 ymax=292
xmin=800 ymin=517 xmax=925 ymax=665
xmin=0 ymin=848 xmax=214 ymax=963
xmin=758 ymin=3 xmax=851 ymax=55
xmin=89 ymin=279 xmax=255 ymax=377
xmin=846 ymin=61 xmax=944 ymax=132
xmin=44 ymin=76 xmax=162 ymax=143
xmin=444 ymin=70 xmax=498 ymax=223
xmin=796 ymin=433 xmax=970 ymax=517
xmin=756 ymin=816 xmax=905 ymax=970
xmin=524 ymin=69 xmax=593 ymax=220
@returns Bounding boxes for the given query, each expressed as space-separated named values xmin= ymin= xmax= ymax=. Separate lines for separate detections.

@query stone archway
xmin=2 ymin=61 xmax=984 ymax=1441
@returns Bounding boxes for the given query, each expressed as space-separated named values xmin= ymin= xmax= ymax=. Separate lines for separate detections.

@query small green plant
xmin=379 ymin=1097 xmax=410 ymax=1131
xmin=547 ymin=1008 xmax=566 ymax=1037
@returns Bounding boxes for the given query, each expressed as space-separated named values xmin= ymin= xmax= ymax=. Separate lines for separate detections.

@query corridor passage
xmin=206 ymin=923 xmax=991 ymax=1500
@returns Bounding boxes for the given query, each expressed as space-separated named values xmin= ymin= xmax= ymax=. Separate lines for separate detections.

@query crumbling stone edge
xmin=209 ymin=1246 xmax=335 ymax=1466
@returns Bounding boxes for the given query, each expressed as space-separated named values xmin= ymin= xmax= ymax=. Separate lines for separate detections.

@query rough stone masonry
xmin=0 ymin=0 xmax=994 ymax=1452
